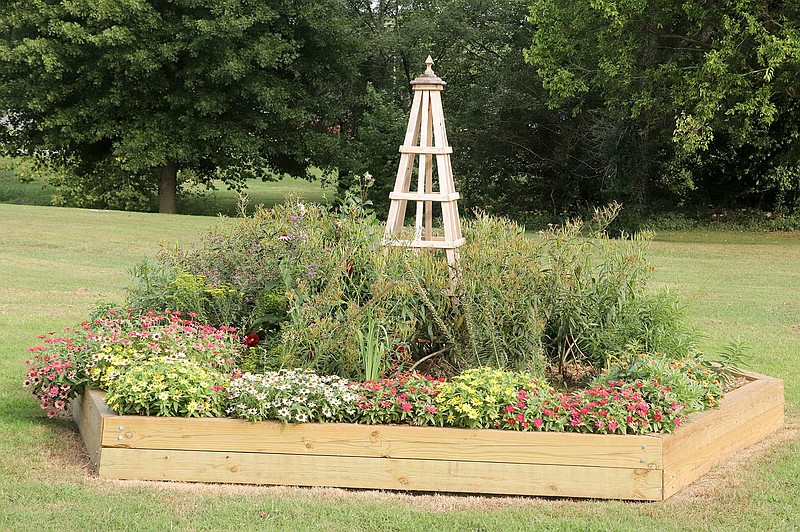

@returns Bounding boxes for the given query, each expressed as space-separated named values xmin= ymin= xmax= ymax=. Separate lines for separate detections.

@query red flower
xmin=244 ymin=333 xmax=260 ymax=347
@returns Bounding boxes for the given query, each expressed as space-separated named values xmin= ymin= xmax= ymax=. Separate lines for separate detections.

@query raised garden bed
xmin=70 ymin=371 xmax=783 ymax=501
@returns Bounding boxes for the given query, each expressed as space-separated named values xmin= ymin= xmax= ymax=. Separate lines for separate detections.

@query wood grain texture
xmin=660 ymin=375 xmax=784 ymax=498
xmin=91 ymin=394 xmax=660 ymax=469
xmin=71 ymin=373 xmax=784 ymax=500
xmin=98 ymin=447 xmax=663 ymax=500
xmin=70 ymin=390 xmax=105 ymax=472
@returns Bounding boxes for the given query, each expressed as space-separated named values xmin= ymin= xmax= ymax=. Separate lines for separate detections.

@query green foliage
xmin=599 ymin=352 xmax=726 ymax=413
xmin=455 ymin=213 xmax=546 ymax=372
xmin=526 ymin=0 xmax=800 ymax=213
xmin=128 ymin=199 xmax=690 ymax=379
xmin=104 ymin=357 xmax=227 ymax=417
xmin=339 ymin=0 xmax=570 ymax=218
xmin=534 ymin=204 xmax=692 ymax=370
xmin=0 ymin=0 xmax=359 ymax=211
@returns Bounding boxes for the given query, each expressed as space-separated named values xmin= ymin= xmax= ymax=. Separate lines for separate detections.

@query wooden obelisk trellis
xmin=383 ymin=56 xmax=464 ymax=270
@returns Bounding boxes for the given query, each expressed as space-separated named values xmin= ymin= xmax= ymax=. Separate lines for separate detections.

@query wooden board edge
xmin=98 ymin=447 xmax=664 ymax=501
xmin=88 ymin=389 xmax=662 ymax=469
xmin=69 ymin=391 xmax=103 ymax=472
xmin=661 ymin=402 xmax=784 ymax=499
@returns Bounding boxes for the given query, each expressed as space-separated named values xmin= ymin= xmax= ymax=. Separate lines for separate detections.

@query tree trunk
xmin=158 ymin=160 xmax=178 ymax=214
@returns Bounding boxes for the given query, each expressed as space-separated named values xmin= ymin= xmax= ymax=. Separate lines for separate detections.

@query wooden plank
xmin=88 ymin=392 xmax=660 ymax=470
xmin=387 ymin=238 xmax=466 ymax=249
xmin=415 ymin=92 xmax=431 ymax=239
xmin=98 ymin=448 xmax=663 ymax=501
xmin=663 ymin=403 xmax=783 ymax=499
xmin=399 ymin=146 xmax=453 ymax=154
xmin=661 ymin=376 xmax=784 ymax=498
xmin=389 ymin=192 xmax=460 ymax=202
xmin=70 ymin=390 xmax=105 ymax=472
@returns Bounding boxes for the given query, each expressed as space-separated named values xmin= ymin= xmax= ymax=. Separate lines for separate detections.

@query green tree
xmin=0 ymin=0 xmax=357 ymax=213
xmin=526 ymin=0 xmax=800 ymax=212
xmin=339 ymin=0 xmax=573 ymax=218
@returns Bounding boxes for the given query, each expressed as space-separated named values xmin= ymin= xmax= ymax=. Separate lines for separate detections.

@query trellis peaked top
xmin=382 ymin=56 xmax=464 ymax=268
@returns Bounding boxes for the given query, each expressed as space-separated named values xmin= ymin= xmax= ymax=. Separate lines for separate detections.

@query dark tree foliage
xmin=526 ymin=0 xmax=800 ymax=213
xmin=0 ymin=0 xmax=358 ymax=212
xmin=339 ymin=0 xmax=658 ymax=219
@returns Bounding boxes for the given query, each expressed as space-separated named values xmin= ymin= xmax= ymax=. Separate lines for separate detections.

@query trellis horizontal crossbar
xmin=385 ymin=237 xmax=467 ymax=249
xmin=388 ymin=192 xmax=460 ymax=201
xmin=398 ymin=146 xmax=453 ymax=154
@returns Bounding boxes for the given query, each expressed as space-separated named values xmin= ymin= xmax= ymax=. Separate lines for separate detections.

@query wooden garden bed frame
xmin=70 ymin=371 xmax=783 ymax=501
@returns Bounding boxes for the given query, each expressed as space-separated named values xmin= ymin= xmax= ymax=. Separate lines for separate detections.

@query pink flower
xmin=427 ymin=406 xmax=437 ymax=414
xmin=608 ymin=420 xmax=619 ymax=431
xmin=533 ymin=418 xmax=543 ymax=428
xmin=401 ymin=402 xmax=412 ymax=412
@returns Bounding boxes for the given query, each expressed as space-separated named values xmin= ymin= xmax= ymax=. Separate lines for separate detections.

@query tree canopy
xmin=526 ymin=0 xmax=800 ymax=212
xmin=1 ymin=0 xmax=798 ymax=218
xmin=0 ymin=0 xmax=358 ymax=212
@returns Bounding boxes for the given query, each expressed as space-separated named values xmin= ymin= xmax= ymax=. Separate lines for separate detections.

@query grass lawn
xmin=0 ymin=204 xmax=798 ymax=530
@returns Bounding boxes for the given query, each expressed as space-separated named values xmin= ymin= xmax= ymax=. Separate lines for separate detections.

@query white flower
xmin=295 ymin=412 xmax=308 ymax=422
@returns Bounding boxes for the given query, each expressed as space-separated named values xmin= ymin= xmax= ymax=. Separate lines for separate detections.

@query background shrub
xmin=127 ymin=199 xmax=692 ymax=380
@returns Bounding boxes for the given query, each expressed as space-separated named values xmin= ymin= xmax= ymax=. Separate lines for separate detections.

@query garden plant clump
xmin=23 ymin=190 xmax=737 ymax=435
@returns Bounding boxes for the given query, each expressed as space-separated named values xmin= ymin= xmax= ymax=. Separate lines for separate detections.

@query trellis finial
xmin=424 ymin=55 xmax=435 ymax=76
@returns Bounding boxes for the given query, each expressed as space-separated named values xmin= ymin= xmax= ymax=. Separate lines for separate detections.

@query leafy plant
xmin=104 ymin=357 xmax=227 ymax=417
xmin=599 ymin=352 xmax=726 ymax=412
xmin=226 ymin=369 xmax=358 ymax=423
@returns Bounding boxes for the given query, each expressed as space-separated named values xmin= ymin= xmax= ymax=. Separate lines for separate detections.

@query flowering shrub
xmin=127 ymin=199 xmax=695 ymax=379
xmin=104 ymin=357 xmax=227 ymax=417
xmin=23 ymin=333 xmax=81 ymax=418
xmin=23 ymin=308 xmax=242 ymax=416
xmin=220 ymin=366 xmax=691 ymax=435
xmin=227 ymin=369 xmax=358 ymax=423
xmin=525 ymin=380 xmax=686 ymax=434
xmin=433 ymin=368 xmax=540 ymax=429
xmin=431 ymin=367 xmax=688 ymax=434
xmin=350 ymin=373 xmax=445 ymax=425
xmin=22 ymin=313 xmax=723 ymax=435
xmin=599 ymin=352 xmax=725 ymax=412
